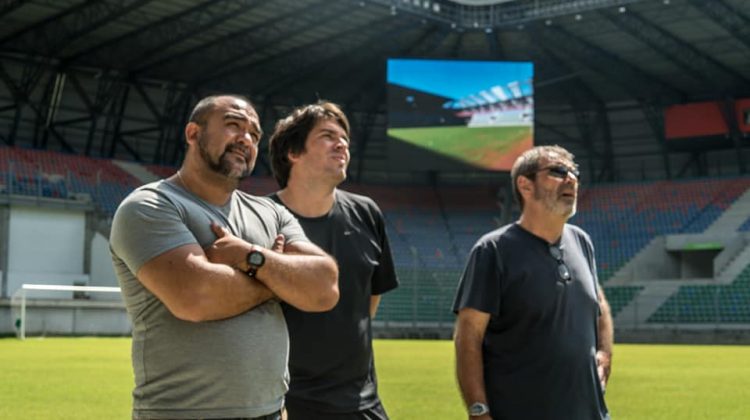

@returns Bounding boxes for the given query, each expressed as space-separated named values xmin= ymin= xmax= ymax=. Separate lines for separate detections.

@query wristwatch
xmin=469 ymin=402 xmax=490 ymax=417
xmin=245 ymin=247 xmax=265 ymax=278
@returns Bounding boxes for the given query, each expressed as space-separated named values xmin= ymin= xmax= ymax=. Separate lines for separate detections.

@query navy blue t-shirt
xmin=271 ymin=189 xmax=399 ymax=413
xmin=453 ymin=223 xmax=609 ymax=420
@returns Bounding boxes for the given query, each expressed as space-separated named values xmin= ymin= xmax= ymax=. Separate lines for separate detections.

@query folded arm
xmin=204 ymin=224 xmax=339 ymax=313
xmin=136 ymin=243 xmax=275 ymax=322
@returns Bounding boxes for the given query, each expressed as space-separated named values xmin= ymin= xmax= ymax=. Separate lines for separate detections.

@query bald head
xmin=190 ymin=95 xmax=260 ymax=133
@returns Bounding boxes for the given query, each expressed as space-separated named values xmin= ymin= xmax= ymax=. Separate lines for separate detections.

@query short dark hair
xmin=268 ymin=101 xmax=350 ymax=188
xmin=188 ymin=94 xmax=255 ymax=126
xmin=510 ymin=145 xmax=575 ymax=210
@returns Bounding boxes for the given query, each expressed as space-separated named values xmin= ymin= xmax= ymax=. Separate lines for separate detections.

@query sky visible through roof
xmin=387 ymin=58 xmax=533 ymax=100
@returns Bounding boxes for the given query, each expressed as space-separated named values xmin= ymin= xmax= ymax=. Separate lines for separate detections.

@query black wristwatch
xmin=245 ymin=247 xmax=265 ymax=278
xmin=469 ymin=402 xmax=490 ymax=417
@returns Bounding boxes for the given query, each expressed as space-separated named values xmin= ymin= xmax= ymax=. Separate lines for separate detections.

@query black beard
xmin=198 ymin=133 xmax=253 ymax=179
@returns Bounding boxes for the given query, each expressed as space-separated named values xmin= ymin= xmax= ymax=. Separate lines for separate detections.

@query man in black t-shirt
xmin=453 ymin=145 xmax=614 ymax=420
xmin=268 ymin=101 xmax=399 ymax=420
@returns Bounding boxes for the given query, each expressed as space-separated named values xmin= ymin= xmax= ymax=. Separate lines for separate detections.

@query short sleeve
xmin=110 ymin=188 xmax=197 ymax=275
xmin=452 ymin=237 xmax=502 ymax=316
xmin=584 ymin=234 xmax=602 ymax=314
xmin=274 ymin=201 xmax=309 ymax=245
xmin=574 ymin=227 xmax=601 ymax=302
xmin=370 ymin=204 xmax=399 ymax=295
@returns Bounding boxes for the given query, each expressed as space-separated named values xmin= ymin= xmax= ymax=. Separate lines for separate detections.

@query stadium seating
xmin=570 ymin=178 xmax=750 ymax=321
xmin=361 ymin=177 xmax=750 ymax=326
xmin=377 ymin=269 xmax=459 ymax=325
xmin=647 ymin=265 xmax=750 ymax=324
xmin=576 ymin=177 xmax=750 ymax=283
xmin=739 ymin=217 xmax=750 ymax=232
xmin=0 ymin=146 xmax=141 ymax=215
xmin=603 ymin=285 xmax=644 ymax=318
xmin=3 ymin=146 xmax=749 ymax=328
xmin=0 ymin=148 xmax=281 ymax=215
xmin=144 ymin=164 xmax=177 ymax=180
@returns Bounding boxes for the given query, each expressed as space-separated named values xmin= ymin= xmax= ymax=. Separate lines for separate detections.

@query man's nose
xmin=562 ymin=169 xmax=578 ymax=183
xmin=238 ymin=131 xmax=257 ymax=147
xmin=335 ymin=137 xmax=349 ymax=150
xmin=562 ymin=175 xmax=578 ymax=189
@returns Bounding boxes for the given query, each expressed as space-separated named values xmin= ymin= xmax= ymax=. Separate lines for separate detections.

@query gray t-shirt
xmin=110 ymin=179 xmax=308 ymax=419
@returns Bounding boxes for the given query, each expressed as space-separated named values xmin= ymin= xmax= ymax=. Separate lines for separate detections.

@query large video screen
xmin=387 ymin=58 xmax=534 ymax=171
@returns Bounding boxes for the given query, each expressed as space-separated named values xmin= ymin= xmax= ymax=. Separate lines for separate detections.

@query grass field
xmin=1 ymin=338 xmax=748 ymax=419
xmin=387 ymin=125 xmax=531 ymax=170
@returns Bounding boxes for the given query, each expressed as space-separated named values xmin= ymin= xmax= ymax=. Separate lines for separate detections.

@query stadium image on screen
xmin=387 ymin=58 xmax=534 ymax=171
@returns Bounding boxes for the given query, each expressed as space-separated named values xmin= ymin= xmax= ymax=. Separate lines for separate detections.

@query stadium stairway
xmin=605 ymin=236 xmax=691 ymax=327
xmin=606 ymin=181 xmax=750 ymax=285
xmin=715 ymin=245 xmax=750 ymax=284
xmin=606 ymin=181 xmax=750 ymax=328
xmin=606 ymin=236 xmax=665 ymax=285
xmin=113 ymin=160 xmax=160 ymax=184
xmin=702 ymin=187 xmax=750 ymax=282
xmin=614 ymin=282 xmax=681 ymax=328
xmin=702 ymin=183 xmax=750 ymax=235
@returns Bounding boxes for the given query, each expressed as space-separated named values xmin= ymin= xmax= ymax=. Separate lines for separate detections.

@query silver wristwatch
xmin=469 ymin=402 xmax=490 ymax=417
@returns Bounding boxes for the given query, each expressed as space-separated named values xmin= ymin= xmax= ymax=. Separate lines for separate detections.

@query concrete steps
xmin=615 ymin=281 xmax=682 ymax=328
xmin=705 ymin=187 xmax=750 ymax=235
xmin=717 ymin=244 xmax=750 ymax=283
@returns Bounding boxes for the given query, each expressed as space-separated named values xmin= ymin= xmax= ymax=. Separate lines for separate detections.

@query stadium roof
xmin=0 ymin=0 xmax=749 ymax=172
xmin=2 ymin=0 xmax=749 ymax=107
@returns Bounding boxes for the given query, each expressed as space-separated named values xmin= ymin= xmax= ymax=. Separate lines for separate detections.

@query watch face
xmin=469 ymin=402 xmax=489 ymax=416
xmin=248 ymin=250 xmax=265 ymax=266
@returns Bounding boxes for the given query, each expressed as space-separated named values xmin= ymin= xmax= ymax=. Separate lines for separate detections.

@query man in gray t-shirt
xmin=110 ymin=95 xmax=339 ymax=419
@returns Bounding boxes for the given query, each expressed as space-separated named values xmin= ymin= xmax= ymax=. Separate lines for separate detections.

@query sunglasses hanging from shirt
xmin=549 ymin=245 xmax=571 ymax=282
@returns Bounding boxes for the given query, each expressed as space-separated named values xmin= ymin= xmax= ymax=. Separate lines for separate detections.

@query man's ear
xmin=185 ymin=122 xmax=201 ymax=146
xmin=517 ymin=175 xmax=534 ymax=201
xmin=287 ymin=149 xmax=302 ymax=163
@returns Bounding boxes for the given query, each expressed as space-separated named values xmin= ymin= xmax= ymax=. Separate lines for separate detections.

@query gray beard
xmin=536 ymin=189 xmax=576 ymax=219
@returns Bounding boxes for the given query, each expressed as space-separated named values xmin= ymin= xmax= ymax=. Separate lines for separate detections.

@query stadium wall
xmin=0 ymin=201 xmax=127 ymax=336
xmin=616 ymin=328 xmax=750 ymax=345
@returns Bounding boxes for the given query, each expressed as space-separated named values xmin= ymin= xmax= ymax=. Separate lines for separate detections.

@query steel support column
xmin=719 ymin=98 xmax=747 ymax=174
xmin=642 ymin=102 xmax=672 ymax=179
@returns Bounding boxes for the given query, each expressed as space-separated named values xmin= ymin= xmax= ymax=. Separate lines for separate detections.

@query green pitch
xmin=1 ymin=338 xmax=748 ymax=419
xmin=388 ymin=125 xmax=532 ymax=170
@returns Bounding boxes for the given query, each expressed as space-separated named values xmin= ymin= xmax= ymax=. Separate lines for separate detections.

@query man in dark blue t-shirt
xmin=453 ymin=145 xmax=613 ymax=420
xmin=268 ymin=101 xmax=399 ymax=420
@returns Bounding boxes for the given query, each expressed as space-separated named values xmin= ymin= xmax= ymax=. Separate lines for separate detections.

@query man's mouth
xmin=559 ymin=190 xmax=576 ymax=199
xmin=331 ymin=154 xmax=348 ymax=163
xmin=226 ymin=145 xmax=250 ymax=162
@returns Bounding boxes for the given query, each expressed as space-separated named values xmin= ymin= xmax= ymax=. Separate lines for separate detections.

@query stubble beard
xmin=322 ymin=153 xmax=348 ymax=187
xmin=536 ymin=186 xmax=577 ymax=219
xmin=333 ymin=165 xmax=347 ymax=185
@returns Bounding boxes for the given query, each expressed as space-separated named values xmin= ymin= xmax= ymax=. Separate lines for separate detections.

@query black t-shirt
xmin=270 ymin=189 xmax=399 ymax=413
xmin=453 ymin=223 xmax=609 ymax=420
